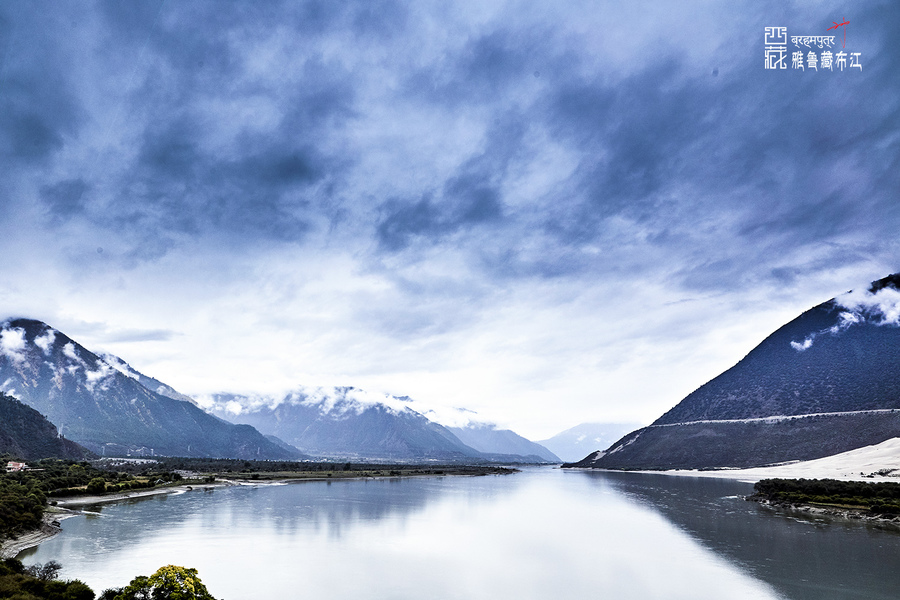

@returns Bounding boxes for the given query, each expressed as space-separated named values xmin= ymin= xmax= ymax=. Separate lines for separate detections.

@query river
xmin=19 ymin=467 xmax=900 ymax=600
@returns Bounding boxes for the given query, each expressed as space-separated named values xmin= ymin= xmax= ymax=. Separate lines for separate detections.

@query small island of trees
xmin=751 ymin=478 xmax=900 ymax=516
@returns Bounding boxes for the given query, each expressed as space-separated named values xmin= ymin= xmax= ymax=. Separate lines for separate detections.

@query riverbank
xmin=610 ymin=438 xmax=900 ymax=484
xmin=53 ymin=480 xmax=235 ymax=508
xmin=3 ymin=464 xmax=516 ymax=557
xmin=748 ymin=496 xmax=900 ymax=529
xmin=0 ymin=507 xmax=79 ymax=559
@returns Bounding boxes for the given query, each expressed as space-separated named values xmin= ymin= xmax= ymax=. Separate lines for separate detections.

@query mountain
xmin=99 ymin=353 xmax=199 ymax=406
xmin=569 ymin=273 xmax=900 ymax=470
xmin=207 ymin=387 xmax=555 ymax=462
xmin=447 ymin=424 xmax=560 ymax=462
xmin=0 ymin=318 xmax=303 ymax=460
xmin=208 ymin=388 xmax=483 ymax=461
xmin=538 ymin=422 xmax=642 ymax=463
xmin=0 ymin=392 xmax=92 ymax=460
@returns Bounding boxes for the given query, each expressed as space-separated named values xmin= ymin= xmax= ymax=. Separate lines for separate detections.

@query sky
xmin=0 ymin=1 xmax=898 ymax=440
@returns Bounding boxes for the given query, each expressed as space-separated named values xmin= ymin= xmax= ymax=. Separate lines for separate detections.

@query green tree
xmin=86 ymin=477 xmax=107 ymax=494
xmin=113 ymin=565 xmax=216 ymax=600
xmin=63 ymin=579 xmax=96 ymax=600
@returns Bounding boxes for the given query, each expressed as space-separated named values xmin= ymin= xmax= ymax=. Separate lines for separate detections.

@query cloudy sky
xmin=0 ymin=1 xmax=897 ymax=439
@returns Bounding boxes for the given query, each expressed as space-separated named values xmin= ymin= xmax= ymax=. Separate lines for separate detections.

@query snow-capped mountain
xmin=205 ymin=387 xmax=480 ymax=461
xmin=204 ymin=386 xmax=556 ymax=462
xmin=570 ymin=273 xmax=900 ymax=470
xmin=0 ymin=318 xmax=301 ymax=460
xmin=99 ymin=352 xmax=199 ymax=406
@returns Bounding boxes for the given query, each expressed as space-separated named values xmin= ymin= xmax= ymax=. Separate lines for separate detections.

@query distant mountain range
xmin=0 ymin=319 xmax=302 ymax=460
xmin=206 ymin=388 xmax=558 ymax=463
xmin=0 ymin=392 xmax=91 ymax=460
xmin=447 ymin=423 xmax=559 ymax=462
xmin=0 ymin=318 xmax=558 ymax=463
xmin=569 ymin=273 xmax=900 ymax=470
xmin=538 ymin=423 xmax=642 ymax=463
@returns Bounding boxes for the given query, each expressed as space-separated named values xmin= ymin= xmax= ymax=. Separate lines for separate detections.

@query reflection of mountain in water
xmin=587 ymin=472 xmax=900 ymax=600
xmin=23 ymin=474 xmax=524 ymax=562
xmin=224 ymin=477 xmax=454 ymax=539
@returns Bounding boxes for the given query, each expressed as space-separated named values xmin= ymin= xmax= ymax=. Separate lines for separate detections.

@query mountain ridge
xmin=569 ymin=273 xmax=900 ymax=470
xmin=206 ymin=388 xmax=557 ymax=462
xmin=0 ymin=318 xmax=303 ymax=460
xmin=0 ymin=392 xmax=92 ymax=460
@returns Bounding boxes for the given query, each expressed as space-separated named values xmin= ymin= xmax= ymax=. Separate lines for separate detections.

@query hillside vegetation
xmin=0 ymin=394 xmax=91 ymax=461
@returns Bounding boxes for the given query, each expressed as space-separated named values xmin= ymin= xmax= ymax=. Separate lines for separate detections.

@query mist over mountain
xmin=447 ymin=423 xmax=559 ymax=462
xmin=0 ymin=319 xmax=302 ymax=460
xmin=206 ymin=388 xmax=479 ymax=461
xmin=206 ymin=387 xmax=556 ymax=462
xmin=0 ymin=392 xmax=91 ymax=460
xmin=538 ymin=423 xmax=642 ymax=463
xmin=570 ymin=273 xmax=900 ymax=470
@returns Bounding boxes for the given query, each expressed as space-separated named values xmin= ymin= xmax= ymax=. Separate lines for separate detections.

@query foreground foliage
xmin=100 ymin=566 xmax=216 ymax=600
xmin=752 ymin=478 xmax=900 ymax=514
xmin=0 ymin=560 xmax=218 ymax=600
xmin=0 ymin=558 xmax=93 ymax=600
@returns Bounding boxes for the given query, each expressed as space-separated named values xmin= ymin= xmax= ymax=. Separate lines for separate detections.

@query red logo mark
xmin=827 ymin=19 xmax=849 ymax=48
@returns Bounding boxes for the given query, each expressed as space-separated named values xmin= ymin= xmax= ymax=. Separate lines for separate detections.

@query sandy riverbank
xmin=632 ymin=438 xmax=900 ymax=483
xmin=52 ymin=480 xmax=237 ymax=508
xmin=0 ymin=481 xmax=238 ymax=558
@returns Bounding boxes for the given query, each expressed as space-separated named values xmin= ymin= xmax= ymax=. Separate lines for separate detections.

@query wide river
xmin=19 ymin=467 xmax=900 ymax=600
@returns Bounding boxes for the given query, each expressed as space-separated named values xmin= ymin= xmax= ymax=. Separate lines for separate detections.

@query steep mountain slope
xmin=570 ymin=273 xmax=900 ymax=470
xmin=100 ymin=353 xmax=198 ymax=406
xmin=0 ymin=392 xmax=91 ymax=460
xmin=447 ymin=423 xmax=559 ymax=462
xmin=0 ymin=319 xmax=302 ymax=460
xmin=538 ymin=422 xmax=642 ymax=463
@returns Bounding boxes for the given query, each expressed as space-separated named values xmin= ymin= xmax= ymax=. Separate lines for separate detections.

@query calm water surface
xmin=20 ymin=468 xmax=900 ymax=600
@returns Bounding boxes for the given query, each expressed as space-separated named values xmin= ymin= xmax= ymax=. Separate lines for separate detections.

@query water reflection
xmin=590 ymin=471 xmax=900 ymax=600
xmin=20 ymin=469 xmax=892 ymax=599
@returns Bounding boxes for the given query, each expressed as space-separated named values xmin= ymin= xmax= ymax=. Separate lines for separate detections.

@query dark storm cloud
xmin=377 ymin=183 xmax=502 ymax=252
xmin=117 ymin=113 xmax=326 ymax=247
xmin=405 ymin=28 xmax=538 ymax=106
xmin=376 ymin=116 xmax=520 ymax=251
xmin=40 ymin=179 xmax=90 ymax=223
xmin=454 ymin=3 xmax=900 ymax=293
xmin=84 ymin=2 xmax=363 ymax=253
xmin=2 ymin=0 xmax=898 ymax=296
xmin=0 ymin=6 xmax=83 ymax=166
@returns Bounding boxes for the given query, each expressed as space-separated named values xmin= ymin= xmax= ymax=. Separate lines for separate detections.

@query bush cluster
xmin=0 ymin=558 xmax=93 ymax=600
xmin=754 ymin=478 xmax=900 ymax=515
